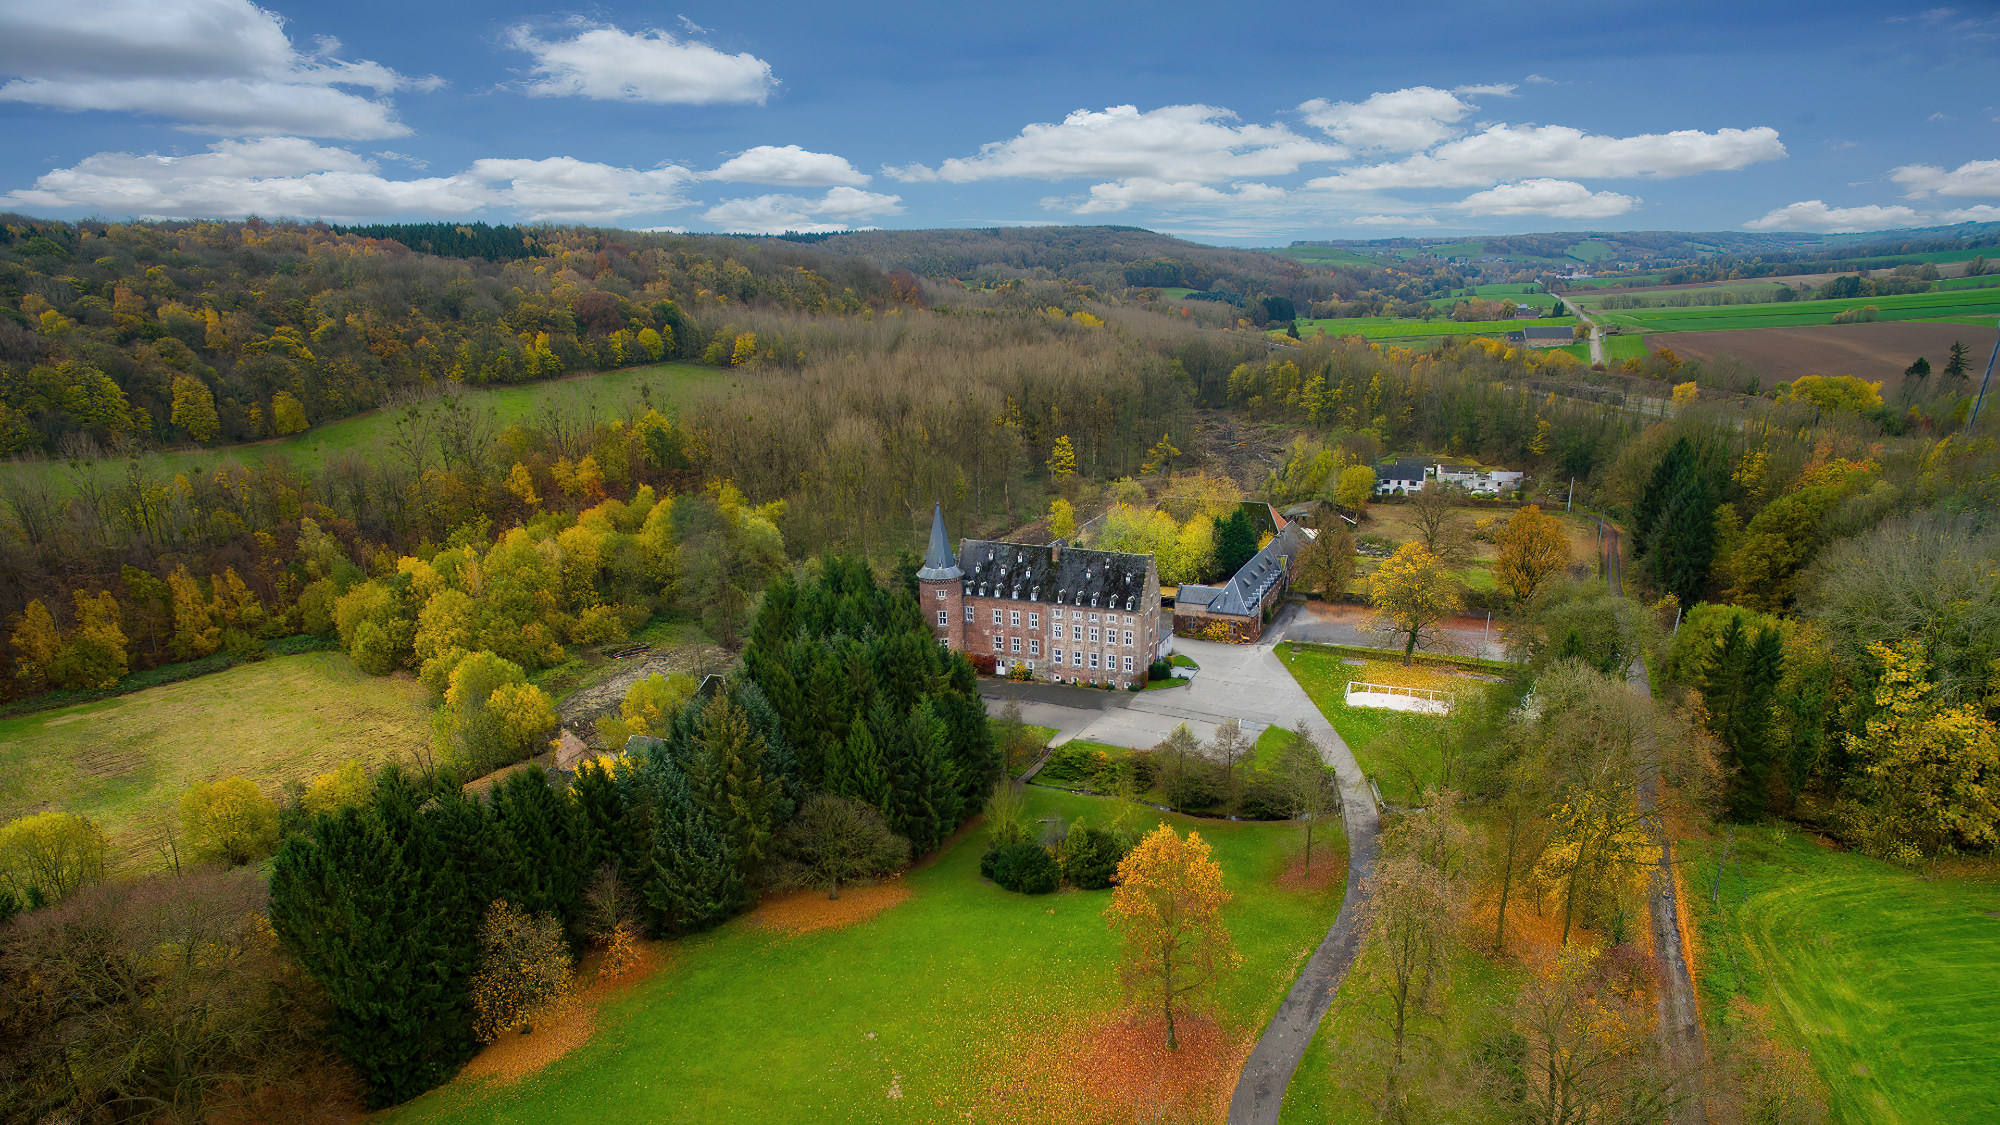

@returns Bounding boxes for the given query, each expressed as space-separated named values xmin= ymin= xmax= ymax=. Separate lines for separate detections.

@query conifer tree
xmin=490 ymin=768 xmax=587 ymax=939
xmin=642 ymin=774 xmax=742 ymax=934
xmin=1702 ymin=618 xmax=1785 ymax=821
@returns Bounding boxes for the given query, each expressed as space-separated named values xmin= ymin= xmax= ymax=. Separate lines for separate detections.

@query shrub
xmin=981 ymin=842 xmax=1060 ymax=894
xmin=180 ymin=778 xmax=281 ymax=866
xmin=1059 ymin=823 xmax=1129 ymax=890
xmin=1039 ymin=744 xmax=1099 ymax=785
xmin=1166 ymin=762 xmax=1226 ymax=812
xmin=0 ymin=811 xmax=109 ymax=903
xmin=1236 ymin=778 xmax=1296 ymax=821
xmin=470 ymin=900 xmax=574 ymax=1041
xmin=1148 ymin=660 xmax=1171 ymax=682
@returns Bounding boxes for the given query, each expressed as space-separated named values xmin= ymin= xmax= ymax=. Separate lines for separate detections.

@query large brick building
xmin=916 ymin=505 xmax=1165 ymax=688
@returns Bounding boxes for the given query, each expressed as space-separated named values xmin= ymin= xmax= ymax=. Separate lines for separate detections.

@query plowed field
xmin=1650 ymin=321 xmax=1998 ymax=386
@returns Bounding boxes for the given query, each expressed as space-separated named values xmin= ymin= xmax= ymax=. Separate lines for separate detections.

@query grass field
xmin=1685 ymin=826 xmax=2000 ymax=1125
xmin=0 ymin=361 xmax=730 ymax=493
xmin=1270 ymin=245 xmax=1380 ymax=266
xmin=1574 ymin=287 xmax=2000 ymax=333
xmin=382 ymin=786 xmax=1346 ymax=1125
xmin=1277 ymin=643 xmax=1476 ymax=806
xmin=1290 ymin=316 xmax=1577 ymax=343
xmin=0 ymin=652 xmax=430 ymax=868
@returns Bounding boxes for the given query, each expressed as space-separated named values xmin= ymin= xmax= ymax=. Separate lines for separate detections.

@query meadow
xmin=0 ymin=361 xmax=730 ymax=492
xmin=0 ymin=652 xmax=430 ymax=868
xmin=1277 ymin=643 xmax=1482 ymax=806
xmin=381 ymin=786 xmax=1347 ymax=1125
xmin=1289 ymin=316 xmax=1577 ymax=343
xmin=1684 ymin=826 xmax=2000 ymax=1125
xmin=1573 ymin=286 xmax=2000 ymax=333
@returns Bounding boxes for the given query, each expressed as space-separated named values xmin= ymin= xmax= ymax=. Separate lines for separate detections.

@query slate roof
xmin=957 ymin=539 xmax=1153 ymax=613
xmin=1180 ymin=521 xmax=1314 ymax=618
xmin=916 ymin=503 xmax=962 ymax=580
xmin=1523 ymin=326 xmax=1573 ymax=341
xmin=1377 ymin=458 xmax=1430 ymax=484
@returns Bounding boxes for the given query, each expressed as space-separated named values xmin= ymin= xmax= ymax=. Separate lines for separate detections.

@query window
xmin=992 ymin=609 xmax=1003 ymax=626
xmin=1054 ymin=609 xmax=1064 ymax=620
xmin=936 ymin=610 xmax=947 ymax=626
xmin=1089 ymin=612 xmax=1100 ymax=623
xmin=1028 ymin=639 xmax=1040 ymax=657
xmin=937 ymin=589 xmax=946 ymax=600
xmin=1123 ymin=630 xmax=1133 ymax=647
xmin=1028 ymin=612 xmax=1039 ymax=629
xmin=1124 ymin=615 xmax=1134 ymax=626
xmin=1123 ymin=656 xmax=1134 ymax=673
xmin=992 ymin=636 xmax=1003 ymax=652
xmin=964 ymin=605 xmax=974 ymax=623
xmin=1026 ymin=662 xmax=1035 ymax=674
xmin=1053 ymin=649 xmax=1065 ymax=665
xmin=1089 ymin=652 xmax=1100 ymax=670
xmin=1071 ymin=625 xmax=1083 ymax=642
xmin=1009 ymin=609 xmax=1020 ymax=627
xmin=1089 ymin=626 xmax=1100 ymax=644
xmin=1011 ymin=637 xmax=1022 ymax=654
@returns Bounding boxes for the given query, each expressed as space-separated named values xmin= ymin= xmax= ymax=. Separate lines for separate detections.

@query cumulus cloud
xmin=1743 ymin=200 xmax=1924 ymax=232
xmin=926 ymin=104 xmax=1346 ymax=184
xmin=703 ymin=145 xmax=868 ymax=185
xmin=0 ymin=0 xmax=429 ymax=138
xmin=1938 ymin=204 xmax=2000 ymax=223
xmin=1311 ymin=124 xmax=1786 ymax=191
xmin=702 ymin=186 xmax=902 ymax=233
xmin=1348 ymin=213 xmax=1443 ymax=227
xmin=507 ymin=22 xmax=775 ymax=105
xmin=1298 ymin=86 xmax=1483 ymax=152
xmin=1057 ymin=178 xmax=1284 ymax=215
xmin=1458 ymin=178 xmax=1638 ymax=218
xmin=1888 ymin=158 xmax=2000 ymax=197
xmin=2 ymin=137 xmax=695 ymax=223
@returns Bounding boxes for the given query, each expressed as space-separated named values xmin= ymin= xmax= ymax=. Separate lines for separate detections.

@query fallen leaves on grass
xmin=456 ymin=941 xmax=667 ymax=1087
xmin=746 ymin=878 xmax=913 ymax=936
xmin=1275 ymin=846 xmax=1349 ymax=893
xmin=977 ymin=1009 xmax=1248 ymax=1124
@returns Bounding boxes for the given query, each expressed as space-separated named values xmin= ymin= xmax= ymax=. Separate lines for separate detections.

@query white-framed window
xmin=1124 ymin=615 xmax=1134 ymax=626
xmin=1089 ymin=626 xmax=1100 ymax=644
xmin=1028 ymin=612 xmax=1039 ymax=629
xmin=1029 ymin=639 xmax=1040 ymax=657
xmin=991 ymin=635 xmax=1003 ymax=652
xmin=1009 ymin=609 xmax=1020 ymax=627
xmin=1089 ymin=612 xmax=1100 ymax=623
xmin=992 ymin=609 xmax=1003 ymax=626
xmin=936 ymin=611 xmax=947 ymax=626
xmin=1071 ymin=625 xmax=1083 ymax=641
xmin=1054 ymin=608 xmax=1065 ymax=620
xmin=964 ymin=605 xmax=974 ymax=623
xmin=1123 ymin=656 xmax=1134 ymax=673
xmin=937 ymin=589 xmax=946 ymax=600
xmin=1089 ymin=652 xmax=1100 ymax=669
xmin=1011 ymin=637 xmax=1022 ymax=654
xmin=1123 ymin=630 xmax=1133 ymax=647
xmin=1026 ymin=661 xmax=1036 ymax=674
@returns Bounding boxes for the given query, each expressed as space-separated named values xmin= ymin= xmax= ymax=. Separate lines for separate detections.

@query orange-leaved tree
xmin=1368 ymin=543 xmax=1462 ymax=665
xmin=1106 ymin=824 xmax=1238 ymax=1049
xmin=1495 ymin=504 xmax=1570 ymax=605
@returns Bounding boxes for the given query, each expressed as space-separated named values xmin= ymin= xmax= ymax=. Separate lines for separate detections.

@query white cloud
xmin=1311 ymin=123 xmax=1786 ymax=191
xmin=880 ymin=162 xmax=939 ymax=183
xmin=702 ymin=186 xmax=902 ymax=233
xmin=1743 ymin=200 xmax=1924 ymax=232
xmin=703 ymin=145 xmax=868 ymax=185
xmin=1938 ymin=204 xmax=2000 ymax=223
xmin=3 ymin=137 xmax=696 ymax=224
xmin=1348 ymin=214 xmax=1442 ymax=227
xmin=1056 ymin=178 xmax=1284 ymax=215
xmin=465 ymin=157 xmax=691 ymax=223
xmin=1298 ymin=86 xmax=1482 ymax=152
xmin=1524 ymin=74 xmax=1556 ymax=84
xmin=0 ymin=0 xmax=427 ymax=138
xmin=1453 ymin=83 xmax=1519 ymax=97
xmin=1888 ymin=159 xmax=2000 ymax=197
xmin=507 ymin=23 xmax=774 ymax=105
xmin=1458 ymin=178 xmax=1638 ymax=218
xmin=928 ymin=104 xmax=1346 ymax=183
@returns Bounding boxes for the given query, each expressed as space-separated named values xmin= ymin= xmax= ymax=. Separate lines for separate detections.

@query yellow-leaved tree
xmin=1368 ymin=543 xmax=1462 ymax=665
xmin=1106 ymin=824 xmax=1239 ymax=1049
xmin=470 ymin=900 xmax=574 ymax=1041
xmin=10 ymin=599 xmax=62 ymax=693
xmin=0 ymin=811 xmax=108 ymax=904
xmin=598 ymin=671 xmax=697 ymax=746
xmin=1495 ymin=505 xmax=1571 ymax=605
xmin=1047 ymin=497 xmax=1077 ymax=541
xmin=1843 ymin=640 xmax=2000 ymax=860
xmin=180 ymin=777 xmax=280 ymax=867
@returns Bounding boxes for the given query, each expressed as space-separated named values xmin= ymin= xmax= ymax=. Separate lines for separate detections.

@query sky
xmin=0 ymin=0 xmax=1996 ymax=246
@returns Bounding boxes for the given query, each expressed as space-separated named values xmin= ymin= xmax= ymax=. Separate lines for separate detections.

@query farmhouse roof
xmin=1189 ymin=521 xmax=1313 ymax=618
xmin=956 ymin=538 xmax=1153 ymax=613
xmin=1504 ymin=330 xmax=1527 ymax=343
xmin=1523 ymin=326 xmax=1572 ymax=341
xmin=1377 ymin=458 xmax=1430 ymax=483
xmin=916 ymin=503 xmax=963 ymax=580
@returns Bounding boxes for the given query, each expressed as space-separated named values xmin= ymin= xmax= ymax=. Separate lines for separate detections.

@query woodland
xmin=0 ymin=214 xmax=1997 ymax=1123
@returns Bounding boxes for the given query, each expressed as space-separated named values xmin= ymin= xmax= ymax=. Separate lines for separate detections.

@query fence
xmin=1343 ymin=681 xmax=1455 ymax=714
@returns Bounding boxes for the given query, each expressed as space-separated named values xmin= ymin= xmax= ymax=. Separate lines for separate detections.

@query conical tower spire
xmin=916 ymin=502 xmax=962 ymax=580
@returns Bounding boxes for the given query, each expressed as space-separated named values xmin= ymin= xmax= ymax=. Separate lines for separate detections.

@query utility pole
xmin=1566 ymin=477 xmax=1574 ymax=512
xmin=1971 ymin=319 xmax=2000 ymax=428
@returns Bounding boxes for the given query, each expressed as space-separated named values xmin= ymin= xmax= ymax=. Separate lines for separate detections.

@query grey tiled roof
xmin=916 ymin=503 xmax=962 ymax=580
xmin=1181 ymin=522 xmax=1312 ymax=618
xmin=957 ymin=539 xmax=1152 ymax=613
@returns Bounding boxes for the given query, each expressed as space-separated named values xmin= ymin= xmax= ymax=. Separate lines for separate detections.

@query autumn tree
xmin=179 ymin=777 xmax=281 ymax=867
xmin=1369 ymin=543 xmax=1462 ymax=665
xmin=1405 ymin=481 xmax=1471 ymax=561
xmin=598 ymin=671 xmax=697 ymax=746
xmin=1276 ymin=724 xmax=1339 ymax=874
xmin=1513 ymin=946 xmax=1674 ymax=1125
xmin=1047 ymin=496 xmax=1077 ymax=540
xmin=270 ymin=391 xmax=308 ymax=435
xmin=1333 ymin=464 xmax=1377 ymax=511
xmin=1840 ymin=639 xmax=2000 ymax=860
xmin=1495 ymin=505 xmax=1570 ymax=605
xmin=1208 ymin=717 xmax=1251 ymax=810
xmin=1141 ymin=432 xmax=1181 ymax=475
xmin=10 ymin=599 xmax=61 ymax=693
xmin=1106 ymin=824 xmax=1239 ymax=1049
xmin=0 ymin=811 xmax=108 ymax=904
xmin=469 ymin=900 xmax=574 ymax=1041
xmin=168 ymin=375 xmax=219 ymax=442
xmin=775 ymin=793 xmax=911 ymax=899
xmin=1048 ymin=434 xmax=1077 ymax=486
xmin=1294 ymin=524 xmax=1356 ymax=601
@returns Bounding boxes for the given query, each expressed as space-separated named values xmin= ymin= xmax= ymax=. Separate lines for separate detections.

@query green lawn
xmin=1289 ymin=316 xmax=1577 ymax=342
xmin=1576 ymin=287 xmax=2000 ymax=333
xmin=0 ymin=361 xmax=730 ymax=493
xmin=1686 ymin=826 xmax=2000 ymax=1125
xmin=383 ymin=787 xmax=1346 ymax=1125
xmin=1276 ymin=644 xmax=1474 ymax=806
xmin=0 ymin=652 xmax=430 ymax=869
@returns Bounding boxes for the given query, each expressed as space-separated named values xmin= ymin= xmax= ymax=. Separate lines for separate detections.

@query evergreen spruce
xmin=1701 ymin=617 xmax=1786 ymax=821
xmin=644 ymin=788 xmax=743 ymax=934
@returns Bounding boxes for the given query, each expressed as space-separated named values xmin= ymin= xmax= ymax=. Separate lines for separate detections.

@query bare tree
xmin=1406 ymin=482 xmax=1473 ymax=564
xmin=1276 ymin=724 xmax=1340 ymax=874
xmin=1207 ymin=718 xmax=1251 ymax=809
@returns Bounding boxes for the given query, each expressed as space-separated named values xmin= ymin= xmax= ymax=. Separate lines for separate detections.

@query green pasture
xmin=1289 ymin=316 xmax=1577 ymax=342
xmin=0 ymin=652 xmax=430 ymax=870
xmin=1568 ymin=239 xmax=1617 ymax=263
xmin=1565 ymin=280 xmax=1799 ymax=308
xmin=1934 ymin=274 xmax=2000 ymax=291
xmin=1554 ymin=333 xmax=1651 ymax=366
xmin=1278 ymin=643 xmax=1478 ymax=806
xmin=1687 ymin=826 xmax=2000 ymax=1125
xmin=1562 ymin=273 xmax=1666 ymax=289
xmin=1 ymin=362 xmax=729 ymax=492
xmin=1582 ymin=287 xmax=2000 ymax=333
xmin=382 ymin=786 xmax=1346 ymax=1125
xmin=1271 ymin=246 xmax=1379 ymax=266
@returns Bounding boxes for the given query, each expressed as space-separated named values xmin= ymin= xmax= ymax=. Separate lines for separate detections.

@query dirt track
xmin=1650 ymin=321 xmax=1998 ymax=387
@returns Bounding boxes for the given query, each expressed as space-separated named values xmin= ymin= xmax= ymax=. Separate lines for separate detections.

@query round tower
xmin=916 ymin=502 xmax=964 ymax=651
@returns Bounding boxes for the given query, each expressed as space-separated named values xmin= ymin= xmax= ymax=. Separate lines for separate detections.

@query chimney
xmin=1050 ymin=538 xmax=1064 ymax=564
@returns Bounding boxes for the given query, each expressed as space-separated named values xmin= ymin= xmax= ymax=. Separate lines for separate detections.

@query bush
xmin=1165 ymin=762 xmax=1225 ymax=812
xmin=1237 ymin=778 xmax=1296 ymax=821
xmin=180 ymin=778 xmax=281 ymax=866
xmin=1059 ymin=823 xmax=1129 ymax=890
xmin=981 ymin=842 xmax=1060 ymax=894
xmin=1148 ymin=660 xmax=1171 ymax=682
xmin=1038 ymin=744 xmax=1099 ymax=785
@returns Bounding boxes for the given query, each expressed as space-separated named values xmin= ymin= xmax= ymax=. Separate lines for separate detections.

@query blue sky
xmin=0 ymin=0 xmax=1996 ymax=244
